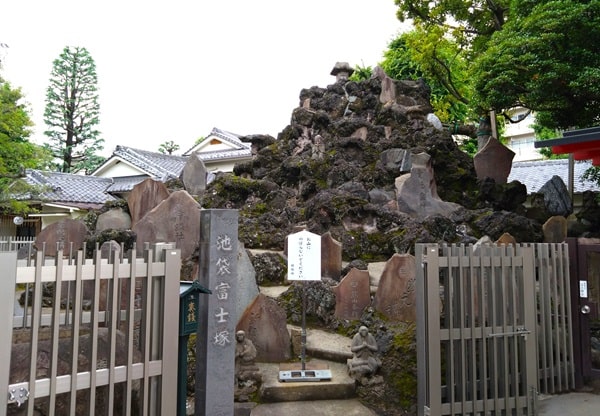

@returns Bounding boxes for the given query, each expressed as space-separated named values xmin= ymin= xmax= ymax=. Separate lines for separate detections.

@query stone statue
xmin=347 ymin=326 xmax=381 ymax=379
xmin=234 ymin=330 xmax=260 ymax=386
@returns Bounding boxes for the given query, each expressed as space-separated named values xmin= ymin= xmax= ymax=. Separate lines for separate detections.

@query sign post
xmin=279 ymin=230 xmax=331 ymax=382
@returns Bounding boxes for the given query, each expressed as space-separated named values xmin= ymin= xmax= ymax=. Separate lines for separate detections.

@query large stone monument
xmin=195 ymin=209 xmax=238 ymax=416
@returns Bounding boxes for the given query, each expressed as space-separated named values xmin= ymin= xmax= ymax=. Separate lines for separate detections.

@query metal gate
xmin=416 ymin=243 xmax=574 ymax=416
xmin=0 ymin=244 xmax=181 ymax=415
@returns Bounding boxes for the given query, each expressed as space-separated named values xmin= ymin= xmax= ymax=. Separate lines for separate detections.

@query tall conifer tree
xmin=44 ymin=46 xmax=104 ymax=173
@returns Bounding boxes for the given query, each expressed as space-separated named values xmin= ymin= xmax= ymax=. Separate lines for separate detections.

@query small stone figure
xmin=234 ymin=330 xmax=260 ymax=387
xmin=347 ymin=326 xmax=381 ymax=379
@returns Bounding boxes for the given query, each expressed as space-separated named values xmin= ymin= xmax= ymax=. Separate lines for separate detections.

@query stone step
xmin=248 ymin=399 xmax=378 ymax=416
xmin=258 ymin=360 xmax=356 ymax=403
xmin=289 ymin=325 xmax=353 ymax=364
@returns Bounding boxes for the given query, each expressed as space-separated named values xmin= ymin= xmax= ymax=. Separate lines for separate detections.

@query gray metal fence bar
xmin=27 ymin=251 xmax=44 ymax=416
xmin=0 ymin=251 xmax=18 ymax=411
xmin=69 ymin=251 xmax=84 ymax=414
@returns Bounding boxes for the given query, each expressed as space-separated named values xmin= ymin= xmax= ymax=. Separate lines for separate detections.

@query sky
xmin=1 ymin=1 xmax=410 ymax=157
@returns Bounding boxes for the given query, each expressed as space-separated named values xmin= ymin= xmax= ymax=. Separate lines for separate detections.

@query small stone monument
xmin=373 ymin=254 xmax=417 ymax=322
xmin=473 ymin=137 xmax=515 ymax=184
xmin=347 ymin=326 xmax=381 ymax=380
xmin=543 ymin=216 xmax=568 ymax=243
xmin=333 ymin=268 xmax=371 ymax=320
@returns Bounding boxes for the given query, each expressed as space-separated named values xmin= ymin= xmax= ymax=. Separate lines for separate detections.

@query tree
xmin=158 ymin=140 xmax=180 ymax=155
xmin=395 ymin=0 xmax=600 ymax=132
xmin=44 ymin=46 xmax=104 ymax=173
xmin=0 ymin=77 xmax=53 ymax=213
xmin=473 ymin=0 xmax=600 ymax=130
xmin=380 ymin=32 xmax=472 ymax=125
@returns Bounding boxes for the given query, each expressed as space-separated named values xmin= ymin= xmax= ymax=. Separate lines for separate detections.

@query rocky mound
xmin=201 ymin=67 xmax=541 ymax=260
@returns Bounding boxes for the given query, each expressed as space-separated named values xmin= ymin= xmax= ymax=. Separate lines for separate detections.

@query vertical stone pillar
xmin=195 ymin=209 xmax=238 ymax=416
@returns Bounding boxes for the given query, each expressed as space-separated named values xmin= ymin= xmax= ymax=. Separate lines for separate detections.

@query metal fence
xmin=0 ymin=244 xmax=181 ymax=416
xmin=0 ymin=236 xmax=35 ymax=252
xmin=416 ymin=243 xmax=574 ymax=416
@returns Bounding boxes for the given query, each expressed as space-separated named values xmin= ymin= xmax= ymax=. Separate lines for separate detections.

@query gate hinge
xmin=8 ymin=387 xmax=29 ymax=407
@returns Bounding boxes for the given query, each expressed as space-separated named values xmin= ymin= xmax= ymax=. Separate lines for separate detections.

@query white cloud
xmin=1 ymin=0 xmax=409 ymax=156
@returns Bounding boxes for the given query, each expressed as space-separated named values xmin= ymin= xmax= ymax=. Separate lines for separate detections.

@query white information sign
xmin=287 ymin=230 xmax=321 ymax=281
xmin=580 ymin=280 xmax=588 ymax=298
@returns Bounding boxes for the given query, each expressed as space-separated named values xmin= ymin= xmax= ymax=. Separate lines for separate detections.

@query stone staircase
xmin=235 ymin=324 xmax=378 ymax=415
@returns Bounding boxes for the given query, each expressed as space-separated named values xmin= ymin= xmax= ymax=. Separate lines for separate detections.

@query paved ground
xmin=538 ymin=391 xmax=600 ymax=416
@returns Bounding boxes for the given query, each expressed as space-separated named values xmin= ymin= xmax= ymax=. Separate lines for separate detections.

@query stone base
xmin=258 ymin=360 xmax=355 ymax=403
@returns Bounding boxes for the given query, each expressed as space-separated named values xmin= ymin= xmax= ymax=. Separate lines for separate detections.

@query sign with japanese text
xmin=287 ymin=230 xmax=321 ymax=281
xmin=196 ymin=209 xmax=238 ymax=416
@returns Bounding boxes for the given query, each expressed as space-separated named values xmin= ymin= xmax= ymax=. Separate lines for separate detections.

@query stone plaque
xmin=333 ymin=268 xmax=371 ymax=320
xmin=373 ymin=254 xmax=417 ymax=322
xmin=195 ymin=209 xmax=238 ymax=416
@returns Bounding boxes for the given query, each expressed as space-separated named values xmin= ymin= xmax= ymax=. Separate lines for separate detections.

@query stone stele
xmin=236 ymin=293 xmax=291 ymax=363
xmin=95 ymin=208 xmax=132 ymax=232
xmin=235 ymin=243 xmax=260 ymax=320
xmin=373 ymin=253 xmax=417 ymax=322
xmin=180 ymin=151 xmax=208 ymax=197
xmin=127 ymin=178 xmax=170 ymax=227
xmin=495 ymin=232 xmax=517 ymax=245
xmin=321 ymin=231 xmax=342 ymax=281
xmin=473 ymin=137 xmax=515 ymax=184
xmin=543 ymin=215 xmax=568 ymax=243
xmin=395 ymin=152 xmax=461 ymax=219
xmin=34 ymin=218 xmax=88 ymax=257
xmin=333 ymin=268 xmax=371 ymax=321
xmin=132 ymin=190 xmax=200 ymax=259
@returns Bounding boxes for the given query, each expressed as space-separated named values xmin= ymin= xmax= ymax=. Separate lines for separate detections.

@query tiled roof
xmin=182 ymin=127 xmax=252 ymax=158
xmin=113 ymin=146 xmax=188 ymax=180
xmin=105 ymin=175 xmax=149 ymax=193
xmin=508 ymin=159 xmax=600 ymax=193
xmin=24 ymin=169 xmax=118 ymax=206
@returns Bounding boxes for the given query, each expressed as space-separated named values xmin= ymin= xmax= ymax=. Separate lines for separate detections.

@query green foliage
xmin=382 ymin=29 xmax=473 ymax=124
xmin=158 ymin=140 xmax=180 ymax=155
xmin=394 ymin=0 xmax=600 ymax=133
xmin=44 ymin=46 xmax=104 ymax=173
xmin=472 ymin=1 xmax=600 ymax=130
xmin=582 ymin=166 xmax=600 ymax=186
xmin=530 ymin=121 xmax=565 ymax=159
xmin=1 ymin=77 xmax=53 ymax=210
xmin=348 ymin=64 xmax=372 ymax=81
